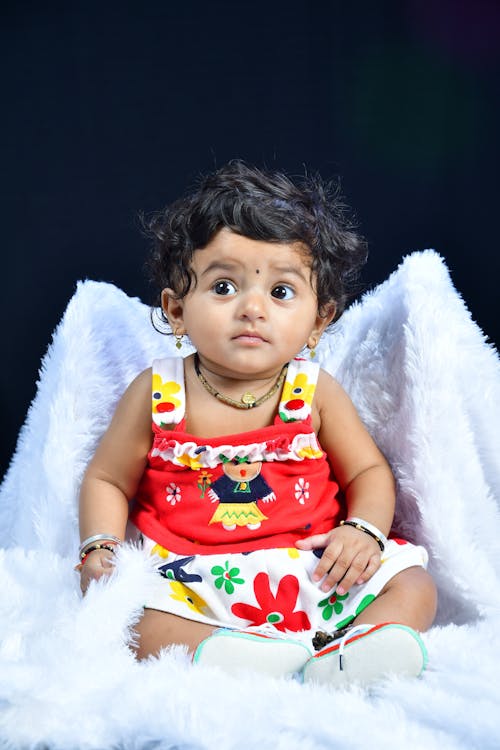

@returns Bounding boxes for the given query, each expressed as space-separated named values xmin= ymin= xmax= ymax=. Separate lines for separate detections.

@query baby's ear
xmin=317 ymin=302 xmax=337 ymax=331
xmin=161 ymin=288 xmax=186 ymax=333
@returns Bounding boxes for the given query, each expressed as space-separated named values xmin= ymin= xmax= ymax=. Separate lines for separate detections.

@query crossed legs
xmin=132 ymin=566 xmax=437 ymax=661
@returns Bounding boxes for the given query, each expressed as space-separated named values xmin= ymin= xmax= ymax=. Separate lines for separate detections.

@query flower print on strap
xmin=152 ymin=357 xmax=186 ymax=427
xmin=278 ymin=358 xmax=320 ymax=423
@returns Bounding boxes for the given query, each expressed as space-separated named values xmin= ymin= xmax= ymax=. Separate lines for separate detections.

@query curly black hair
xmin=145 ymin=160 xmax=368 ymax=326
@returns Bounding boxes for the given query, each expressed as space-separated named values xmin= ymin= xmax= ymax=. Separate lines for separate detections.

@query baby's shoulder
xmin=105 ymin=366 xmax=153 ymax=442
xmin=314 ymin=367 xmax=353 ymax=412
xmin=132 ymin=365 xmax=153 ymax=387
xmin=316 ymin=366 xmax=342 ymax=391
xmin=119 ymin=367 xmax=153 ymax=408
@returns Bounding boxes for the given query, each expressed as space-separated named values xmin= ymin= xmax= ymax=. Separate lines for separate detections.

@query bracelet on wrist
xmin=74 ymin=543 xmax=118 ymax=572
xmin=340 ymin=517 xmax=387 ymax=552
xmin=79 ymin=534 xmax=122 ymax=559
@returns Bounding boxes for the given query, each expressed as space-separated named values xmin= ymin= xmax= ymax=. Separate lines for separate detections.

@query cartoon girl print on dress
xmin=208 ymin=455 xmax=276 ymax=531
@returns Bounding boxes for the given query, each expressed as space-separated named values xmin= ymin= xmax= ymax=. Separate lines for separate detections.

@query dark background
xmin=1 ymin=1 xmax=499 ymax=481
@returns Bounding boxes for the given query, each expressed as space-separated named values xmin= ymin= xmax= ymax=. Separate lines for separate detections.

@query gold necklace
xmin=194 ymin=354 xmax=288 ymax=410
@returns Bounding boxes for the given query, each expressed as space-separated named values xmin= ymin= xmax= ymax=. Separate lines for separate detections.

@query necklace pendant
xmin=241 ymin=391 xmax=257 ymax=407
xmin=194 ymin=354 xmax=288 ymax=410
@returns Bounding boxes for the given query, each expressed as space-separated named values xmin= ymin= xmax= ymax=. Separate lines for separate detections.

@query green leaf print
xmin=279 ymin=411 xmax=297 ymax=423
xmin=334 ymin=594 xmax=376 ymax=630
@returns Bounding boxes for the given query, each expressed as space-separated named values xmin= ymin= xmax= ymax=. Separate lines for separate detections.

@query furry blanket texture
xmin=1 ymin=250 xmax=500 ymax=750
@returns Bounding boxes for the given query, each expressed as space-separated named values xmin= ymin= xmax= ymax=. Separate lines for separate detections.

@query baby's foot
xmin=193 ymin=627 xmax=312 ymax=677
xmin=302 ymin=623 xmax=428 ymax=687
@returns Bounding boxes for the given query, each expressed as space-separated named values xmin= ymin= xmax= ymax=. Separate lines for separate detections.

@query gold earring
xmin=308 ymin=338 xmax=318 ymax=359
xmin=174 ymin=330 xmax=184 ymax=350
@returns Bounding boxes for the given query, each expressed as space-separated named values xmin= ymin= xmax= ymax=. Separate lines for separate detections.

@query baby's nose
xmin=238 ymin=289 xmax=266 ymax=320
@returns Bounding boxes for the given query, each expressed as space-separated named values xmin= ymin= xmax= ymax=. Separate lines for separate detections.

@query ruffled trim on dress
xmin=151 ymin=431 xmax=324 ymax=468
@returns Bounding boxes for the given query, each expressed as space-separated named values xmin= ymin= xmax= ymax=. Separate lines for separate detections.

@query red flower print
xmin=231 ymin=572 xmax=311 ymax=633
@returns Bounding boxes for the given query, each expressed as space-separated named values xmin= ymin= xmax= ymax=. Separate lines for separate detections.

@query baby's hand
xmin=78 ymin=548 xmax=115 ymax=594
xmin=295 ymin=525 xmax=382 ymax=594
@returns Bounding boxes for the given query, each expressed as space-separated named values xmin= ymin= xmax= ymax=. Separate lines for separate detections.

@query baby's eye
xmin=271 ymin=284 xmax=295 ymax=300
xmin=212 ymin=280 xmax=237 ymax=296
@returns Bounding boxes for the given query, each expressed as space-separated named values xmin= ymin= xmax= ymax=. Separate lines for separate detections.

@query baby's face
xmin=163 ymin=228 xmax=333 ymax=381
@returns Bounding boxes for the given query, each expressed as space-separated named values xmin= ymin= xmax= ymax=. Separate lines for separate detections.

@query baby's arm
xmin=78 ymin=368 xmax=153 ymax=592
xmin=296 ymin=369 xmax=395 ymax=594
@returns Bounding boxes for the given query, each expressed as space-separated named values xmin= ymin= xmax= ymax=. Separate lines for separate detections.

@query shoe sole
xmin=194 ymin=630 xmax=312 ymax=677
xmin=303 ymin=624 xmax=427 ymax=687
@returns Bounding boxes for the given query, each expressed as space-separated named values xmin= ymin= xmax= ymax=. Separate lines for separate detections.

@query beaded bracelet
xmin=79 ymin=534 xmax=122 ymax=559
xmin=81 ymin=542 xmax=119 ymax=559
xmin=340 ymin=517 xmax=387 ymax=552
xmin=74 ymin=543 xmax=118 ymax=572
xmin=347 ymin=516 xmax=388 ymax=548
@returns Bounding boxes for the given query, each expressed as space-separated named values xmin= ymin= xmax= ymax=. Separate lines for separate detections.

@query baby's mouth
xmin=233 ymin=331 xmax=267 ymax=343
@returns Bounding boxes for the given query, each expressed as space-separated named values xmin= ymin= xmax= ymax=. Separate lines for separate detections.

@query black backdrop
xmin=2 ymin=1 xmax=499 ymax=481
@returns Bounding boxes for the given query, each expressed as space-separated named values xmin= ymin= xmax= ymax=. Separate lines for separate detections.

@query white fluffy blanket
xmin=1 ymin=251 xmax=500 ymax=750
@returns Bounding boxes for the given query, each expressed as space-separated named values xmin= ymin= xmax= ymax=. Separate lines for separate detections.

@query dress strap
xmin=277 ymin=358 xmax=320 ymax=423
xmin=151 ymin=357 xmax=186 ymax=427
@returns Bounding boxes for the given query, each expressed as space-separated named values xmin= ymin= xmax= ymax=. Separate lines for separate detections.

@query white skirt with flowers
xmin=139 ymin=533 xmax=428 ymax=642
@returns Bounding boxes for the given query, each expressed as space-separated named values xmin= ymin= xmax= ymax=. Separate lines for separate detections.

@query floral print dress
xmin=131 ymin=357 xmax=428 ymax=639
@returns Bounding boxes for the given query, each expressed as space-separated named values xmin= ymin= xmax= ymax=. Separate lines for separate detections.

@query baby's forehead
xmin=193 ymin=228 xmax=313 ymax=269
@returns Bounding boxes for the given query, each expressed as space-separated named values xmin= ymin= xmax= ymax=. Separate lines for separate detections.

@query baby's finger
xmin=295 ymin=533 xmax=331 ymax=551
xmin=312 ymin=541 xmax=344 ymax=584
xmin=328 ymin=554 xmax=368 ymax=594
xmin=80 ymin=571 xmax=92 ymax=594
xmin=355 ymin=554 xmax=382 ymax=585
xmin=321 ymin=555 xmax=372 ymax=594
xmin=79 ymin=555 xmax=114 ymax=594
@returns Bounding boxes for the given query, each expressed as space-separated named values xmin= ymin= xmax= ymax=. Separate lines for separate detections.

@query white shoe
xmin=302 ymin=623 xmax=428 ymax=688
xmin=193 ymin=628 xmax=312 ymax=678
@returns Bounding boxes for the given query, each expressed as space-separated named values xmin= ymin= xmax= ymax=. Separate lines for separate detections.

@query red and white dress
xmin=130 ymin=357 xmax=428 ymax=638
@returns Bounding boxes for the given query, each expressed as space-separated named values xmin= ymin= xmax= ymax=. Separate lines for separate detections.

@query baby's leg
xmin=133 ymin=609 xmax=313 ymax=677
xmin=133 ymin=608 xmax=216 ymax=660
xmin=303 ymin=567 xmax=436 ymax=686
xmin=353 ymin=566 xmax=437 ymax=631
